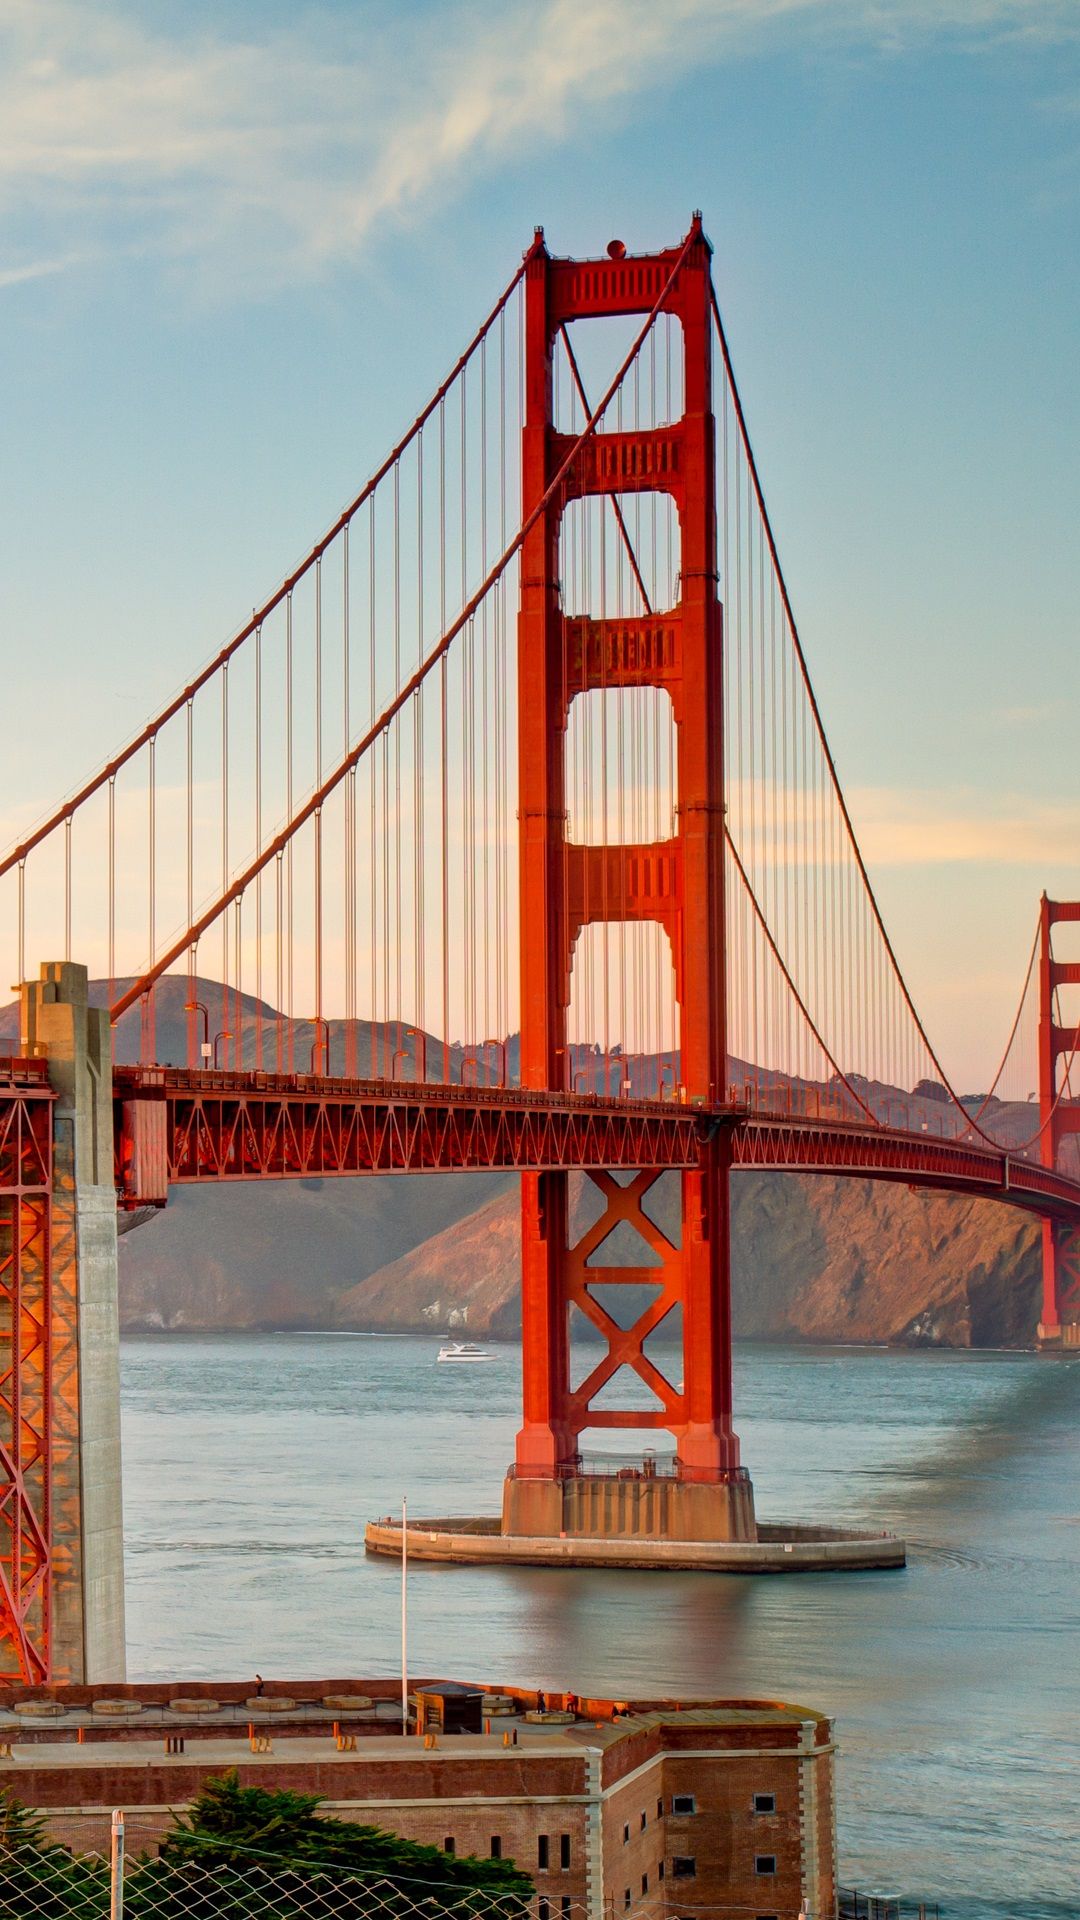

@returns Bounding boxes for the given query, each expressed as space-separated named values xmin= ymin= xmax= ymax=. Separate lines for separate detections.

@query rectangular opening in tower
xmin=566 ymin=921 xmax=680 ymax=1098
xmin=553 ymin=313 xmax=685 ymax=440
xmin=560 ymin=493 xmax=681 ymax=622
xmin=565 ymin=686 xmax=677 ymax=849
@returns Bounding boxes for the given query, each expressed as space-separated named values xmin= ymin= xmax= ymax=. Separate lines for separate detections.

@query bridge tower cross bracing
xmin=507 ymin=218 xmax=755 ymax=1543
xmin=1038 ymin=895 xmax=1080 ymax=1347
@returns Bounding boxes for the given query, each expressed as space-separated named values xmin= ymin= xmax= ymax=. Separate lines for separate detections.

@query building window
xmin=755 ymin=1855 xmax=777 ymax=1876
xmin=623 ymin=1824 xmax=630 ymax=1845
xmin=671 ymin=1794 xmax=696 ymax=1815
xmin=443 ymin=1837 xmax=455 ymax=1855
xmin=641 ymin=1874 xmax=649 ymax=1896
xmin=640 ymin=1811 xmax=647 ymax=1832
xmin=672 ymin=1858 xmax=696 ymax=1879
xmin=624 ymin=1891 xmax=631 ymax=1911
xmin=539 ymin=1904 xmax=550 ymax=1920
xmin=560 ymin=1834 xmax=571 ymax=1871
xmin=753 ymin=1793 xmax=776 ymax=1814
xmin=490 ymin=1837 xmax=502 ymax=1860
xmin=561 ymin=1901 xmax=571 ymax=1920
xmin=656 ymin=1798 xmax=663 ymax=1820
xmin=538 ymin=1835 xmax=550 ymax=1871
xmin=658 ymin=1863 xmax=665 ymax=1882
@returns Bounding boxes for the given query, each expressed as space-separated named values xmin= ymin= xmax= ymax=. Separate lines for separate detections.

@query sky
xmin=0 ymin=0 xmax=1078 ymax=1086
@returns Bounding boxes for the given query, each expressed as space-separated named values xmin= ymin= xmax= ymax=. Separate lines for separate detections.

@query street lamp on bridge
xmin=405 ymin=1028 xmax=428 ymax=1083
xmin=184 ymin=999 xmax=211 ymax=1063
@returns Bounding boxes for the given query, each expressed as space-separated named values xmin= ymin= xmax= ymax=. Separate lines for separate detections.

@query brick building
xmin=0 ymin=1679 xmax=837 ymax=1919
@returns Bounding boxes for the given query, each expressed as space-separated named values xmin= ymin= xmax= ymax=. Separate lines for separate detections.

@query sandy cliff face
xmin=329 ymin=1171 xmax=1041 ymax=1348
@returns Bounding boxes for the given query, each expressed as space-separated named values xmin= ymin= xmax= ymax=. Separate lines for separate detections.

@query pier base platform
xmin=364 ymin=1515 xmax=906 ymax=1573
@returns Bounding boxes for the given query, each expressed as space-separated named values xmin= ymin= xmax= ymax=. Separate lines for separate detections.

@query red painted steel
xmin=111 ymin=1065 xmax=1080 ymax=1221
xmin=0 ymin=1061 xmax=55 ymax=1683
xmin=1038 ymin=896 xmax=1080 ymax=1338
xmin=732 ymin=1113 xmax=1080 ymax=1219
xmin=112 ymin=1068 xmax=705 ymax=1198
xmin=516 ymin=219 xmax=738 ymax=1478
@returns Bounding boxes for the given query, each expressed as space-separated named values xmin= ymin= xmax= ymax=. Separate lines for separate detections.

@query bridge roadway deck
xmin=111 ymin=1065 xmax=1080 ymax=1225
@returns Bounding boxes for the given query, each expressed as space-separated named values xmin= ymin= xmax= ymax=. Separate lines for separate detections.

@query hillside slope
xmin=4 ymin=972 xmax=1040 ymax=1347
xmin=334 ymin=1171 xmax=1041 ymax=1348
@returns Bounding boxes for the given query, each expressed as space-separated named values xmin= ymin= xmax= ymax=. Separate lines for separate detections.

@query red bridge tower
xmin=505 ymin=220 xmax=755 ymax=1542
xmin=1038 ymin=895 xmax=1080 ymax=1346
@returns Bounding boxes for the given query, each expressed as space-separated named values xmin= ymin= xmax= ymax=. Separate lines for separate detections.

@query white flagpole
xmin=401 ymin=1493 xmax=408 ymax=1733
xmin=110 ymin=1809 xmax=125 ymax=1920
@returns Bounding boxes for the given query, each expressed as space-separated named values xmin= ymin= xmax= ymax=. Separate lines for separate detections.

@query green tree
xmin=126 ymin=1771 xmax=533 ymax=1920
xmin=0 ymin=1790 xmax=108 ymax=1918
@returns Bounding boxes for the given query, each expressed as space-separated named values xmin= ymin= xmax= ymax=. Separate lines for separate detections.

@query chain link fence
xmin=0 ymin=1812 xmax=569 ymax=1920
xmin=0 ymin=1804 xmax=863 ymax=1919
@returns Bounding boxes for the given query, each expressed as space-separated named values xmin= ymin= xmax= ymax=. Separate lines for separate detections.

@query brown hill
xmin=117 ymin=1173 xmax=516 ymax=1331
xmin=335 ymin=1171 xmax=1041 ymax=1348
xmin=2 ymin=973 xmax=1041 ymax=1347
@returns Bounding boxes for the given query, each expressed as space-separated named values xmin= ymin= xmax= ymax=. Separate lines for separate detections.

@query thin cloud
xmin=0 ymin=253 xmax=74 ymax=288
xmin=850 ymin=786 xmax=1080 ymax=867
xmin=0 ymin=0 xmax=1075 ymax=291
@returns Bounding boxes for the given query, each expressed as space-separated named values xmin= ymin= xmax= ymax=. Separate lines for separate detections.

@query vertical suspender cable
xmin=285 ymin=591 xmax=294 ymax=1071
xmin=315 ymin=554 xmax=324 ymax=1070
xmin=344 ymin=524 xmax=358 ymax=1079
xmin=107 ymin=779 xmax=115 ymax=1006
xmin=416 ymin=431 xmax=425 ymax=1061
xmin=17 ymin=862 xmax=25 ymax=996
xmin=146 ymin=735 xmax=156 ymax=1064
xmin=439 ymin=398 xmax=450 ymax=1083
xmin=63 ymin=817 xmax=71 ymax=963
xmin=221 ymin=665 xmax=230 ymax=1060
xmin=254 ymin=624 xmax=263 ymax=1070
xmin=186 ymin=698 xmax=195 ymax=1066
xmin=370 ymin=496 xmax=378 ymax=1079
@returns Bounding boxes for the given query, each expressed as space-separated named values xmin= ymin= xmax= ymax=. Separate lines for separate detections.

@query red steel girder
xmin=730 ymin=1113 xmax=1080 ymax=1222
xmin=113 ymin=1065 xmax=1080 ymax=1233
xmin=113 ymin=1067 xmax=704 ymax=1198
xmin=0 ymin=1069 xmax=55 ymax=1684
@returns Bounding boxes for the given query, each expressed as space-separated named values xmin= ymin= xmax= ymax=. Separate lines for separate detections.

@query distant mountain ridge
xmin=1 ymin=974 xmax=1043 ymax=1348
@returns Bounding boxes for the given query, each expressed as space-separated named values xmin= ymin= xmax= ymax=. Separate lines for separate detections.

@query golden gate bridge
xmin=1 ymin=217 xmax=1078 ymax=1683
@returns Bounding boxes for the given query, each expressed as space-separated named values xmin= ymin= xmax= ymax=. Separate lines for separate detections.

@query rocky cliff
xmin=117 ymin=1165 xmax=1041 ymax=1348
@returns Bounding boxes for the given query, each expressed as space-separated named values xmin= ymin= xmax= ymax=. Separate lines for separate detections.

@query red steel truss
xmin=113 ymin=1065 xmax=1080 ymax=1224
xmin=732 ymin=1114 xmax=1080 ymax=1220
xmin=1038 ymin=896 xmax=1080 ymax=1340
xmin=0 ymin=1059 xmax=55 ymax=1684
xmin=112 ymin=1068 xmax=704 ymax=1198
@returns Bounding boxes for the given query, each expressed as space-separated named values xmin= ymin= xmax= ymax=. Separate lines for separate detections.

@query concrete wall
xmin=21 ymin=962 xmax=126 ymax=1683
xmin=502 ymin=1472 xmax=757 ymax=1543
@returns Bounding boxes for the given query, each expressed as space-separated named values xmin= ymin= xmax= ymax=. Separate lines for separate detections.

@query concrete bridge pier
xmin=21 ymin=962 xmax=126 ymax=1682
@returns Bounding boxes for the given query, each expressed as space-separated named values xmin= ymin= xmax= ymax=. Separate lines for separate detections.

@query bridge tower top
xmin=511 ymin=221 xmax=746 ymax=1520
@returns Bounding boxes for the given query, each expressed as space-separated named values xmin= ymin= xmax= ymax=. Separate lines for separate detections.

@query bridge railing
xmin=507 ymin=1454 xmax=753 ymax=1486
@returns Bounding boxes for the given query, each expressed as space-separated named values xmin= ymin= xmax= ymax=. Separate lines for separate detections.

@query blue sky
xmin=1 ymin=0 xmax=1078 ymax=1082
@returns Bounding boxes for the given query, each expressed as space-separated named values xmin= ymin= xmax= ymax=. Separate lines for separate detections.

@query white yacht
xmin=436 ymin=1341 xmax=493 ymax=1364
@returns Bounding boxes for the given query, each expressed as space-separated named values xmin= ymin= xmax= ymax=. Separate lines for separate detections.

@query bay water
xmin=120 ymin=1336 xmax=1080 ymax=1919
